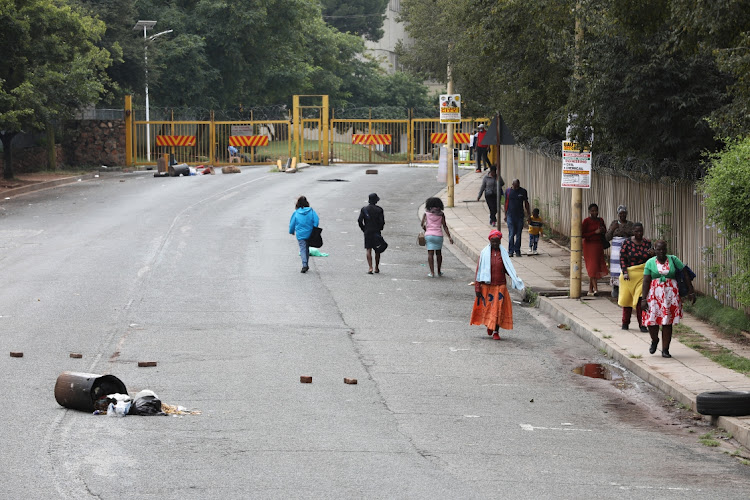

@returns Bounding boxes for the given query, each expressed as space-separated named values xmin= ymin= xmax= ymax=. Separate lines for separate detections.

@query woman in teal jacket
xmin=289 ymin=196 xmax=319 ymax=273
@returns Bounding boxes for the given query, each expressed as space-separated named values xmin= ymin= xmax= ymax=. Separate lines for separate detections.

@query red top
xmin=475 ymin=248 xmax=507 ymax=292
xmin=476 ymin=130 xmax=488 ymax=149
xmin=582 ymin=216 xmax=605 ymax=242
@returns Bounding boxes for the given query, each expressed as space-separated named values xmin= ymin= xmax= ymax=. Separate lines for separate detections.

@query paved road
xmin=1 ymin=165 xmax=748 ymax=499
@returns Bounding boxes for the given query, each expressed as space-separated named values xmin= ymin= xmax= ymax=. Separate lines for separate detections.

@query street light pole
xmin=133 ymin=21 xmax=172 ymax=162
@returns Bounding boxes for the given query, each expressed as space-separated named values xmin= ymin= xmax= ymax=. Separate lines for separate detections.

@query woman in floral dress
xmin=640 ymin=240 xmax=695 ymax=358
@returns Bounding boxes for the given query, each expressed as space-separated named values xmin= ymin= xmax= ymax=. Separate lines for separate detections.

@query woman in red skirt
xmin=582 ymin=203 xmax=609 ymax=296
xmin=470 ymin=230 xmax=524 ymax=339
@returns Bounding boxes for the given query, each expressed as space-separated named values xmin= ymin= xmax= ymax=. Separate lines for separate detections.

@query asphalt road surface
xmin=1 ymin=165 xmax=749 ymax=499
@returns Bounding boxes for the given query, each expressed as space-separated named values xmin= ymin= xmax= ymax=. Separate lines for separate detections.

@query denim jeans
xmin=298 ymin=239 xmax=309 ymax=267
xmin=507 ymin=215 xmax=524 ymax=255
xmin=529 ymin=233 xmax=540 ymax=251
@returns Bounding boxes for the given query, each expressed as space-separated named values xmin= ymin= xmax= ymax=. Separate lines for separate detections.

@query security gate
xmin=124 ymin=95 xmax=487 ymax=167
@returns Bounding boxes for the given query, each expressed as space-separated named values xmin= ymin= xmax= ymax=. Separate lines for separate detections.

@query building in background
xmin=365 ymin=0 xmax=407 ymax=74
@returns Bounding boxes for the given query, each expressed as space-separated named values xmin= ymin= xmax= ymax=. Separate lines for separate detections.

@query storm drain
xmin=573 ymin=363 xmax=623 ymax=381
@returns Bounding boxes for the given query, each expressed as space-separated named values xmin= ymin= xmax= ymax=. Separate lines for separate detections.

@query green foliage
xmin=321 ymin=0 xmax=389 ymax=42
xmin=701 ymin=137 xmax=750 ymax=304
xmin=683 ymin=295 xmax=750 ymax=337
xmin=1 ymin=0 xmax=112 ymax=178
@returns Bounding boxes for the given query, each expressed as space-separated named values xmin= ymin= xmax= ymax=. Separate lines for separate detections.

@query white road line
xmin=520 ymin=424 xmax=593 ymax=432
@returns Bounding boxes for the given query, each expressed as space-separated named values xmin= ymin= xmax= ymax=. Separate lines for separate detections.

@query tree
xmin=700 ymin=137 xmax=750 ymax=305
xmin=320 ymin=0 xmax=389 ymax=42
xmin=0 ymin=0 xmax=112 ymax=179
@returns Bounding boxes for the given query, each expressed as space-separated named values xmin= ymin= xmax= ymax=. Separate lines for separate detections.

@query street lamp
xmin=133 ymin=20 xmax=173 ymax=161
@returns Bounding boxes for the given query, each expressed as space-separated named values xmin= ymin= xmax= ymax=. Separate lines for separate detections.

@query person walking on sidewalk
xmin=503 ymin=179 xmax=531 ymax=257
xmin=477 ymin=166 xmax=504 ymax=227
xmin=470 ymin=230 xmax=524 ymax=339
xmin=475 ymin=124 xmax=491 ymax=172
xmin=289 ymin=196 xmax=319 ymax=274
xmin=421 ymin=197 xmax=454 ymax=277
xmin=606 ymin=205 xmax=635 ymax=298
xmin=582 ymin=203 xmax=608 ymax=296
xmin=618 ymin=222 xmax=653 ymax=331
xmin=528 ymin=208 xmax=544 ymax=255
xmin=358 ymin=193 xmax=386 ymax=274
xmin=641 ymin=240 xmax=695 ymax=358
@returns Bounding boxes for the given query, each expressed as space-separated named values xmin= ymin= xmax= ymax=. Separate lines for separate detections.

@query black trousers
xmin=485 ymin=193 xmax=497 ymax=224
xmin=476 ymin=147 xmax=490 ymax=170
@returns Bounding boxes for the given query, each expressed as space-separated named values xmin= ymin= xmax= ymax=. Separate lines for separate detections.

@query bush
xmin=701 ymin=138 xmax=750 ymax=305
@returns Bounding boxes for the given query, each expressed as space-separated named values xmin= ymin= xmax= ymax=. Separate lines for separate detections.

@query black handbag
xmin=601 ymin=233 xmax=610 ymax=250
xmin=373 ymin=233 xmax=388 ymax=254
xmin=307 ymin=226 xmax=323 ymax=248
xmin=673 ymin=258 xmax=696 ymax=297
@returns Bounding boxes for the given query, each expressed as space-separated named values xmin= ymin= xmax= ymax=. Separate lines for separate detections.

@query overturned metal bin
xmin=54 ymin=372 xmax=127 ymax=412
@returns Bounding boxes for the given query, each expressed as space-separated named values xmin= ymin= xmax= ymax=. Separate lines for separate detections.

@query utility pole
xmin=569 ymin=2 xmax=584 ymax=299
xmin=446 ymin=62 xmax=455 ymax=208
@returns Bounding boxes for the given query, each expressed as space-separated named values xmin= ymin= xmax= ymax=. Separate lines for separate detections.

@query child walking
xmin=528 ymin=208 xmax=543 ymax=255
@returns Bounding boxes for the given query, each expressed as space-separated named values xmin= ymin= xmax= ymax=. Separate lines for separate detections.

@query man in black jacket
xmin=358 ymin=193 xmax=386 ymax=274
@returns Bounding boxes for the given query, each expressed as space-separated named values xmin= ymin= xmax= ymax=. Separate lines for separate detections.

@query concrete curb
xmin=1 ymin=172 xmax=99 ymax=199
xmin=536 ymin=296 xmax=750 ymax=450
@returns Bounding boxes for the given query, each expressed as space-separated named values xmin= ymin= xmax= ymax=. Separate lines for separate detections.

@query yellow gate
xmin=124 ymin=96 xmax=487 ymax=167
xmin=330 ymin=118 xmax=410 ymax=164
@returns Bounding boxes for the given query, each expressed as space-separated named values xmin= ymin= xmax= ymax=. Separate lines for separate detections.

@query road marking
xmin=449 ymin=347 xmax=469 ymax=352
xmin=520 ymin=424 xmax=593 ymax=432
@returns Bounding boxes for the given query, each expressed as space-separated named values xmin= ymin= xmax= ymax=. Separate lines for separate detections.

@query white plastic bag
xmin=106 ymin=393 xmax=132 ymax=417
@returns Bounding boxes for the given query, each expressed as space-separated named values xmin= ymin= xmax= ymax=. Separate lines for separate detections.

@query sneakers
xmin=427 ymin=273 xmax=434 ymax=278
xmin=301 ymin=266 xmax=309 ymax=273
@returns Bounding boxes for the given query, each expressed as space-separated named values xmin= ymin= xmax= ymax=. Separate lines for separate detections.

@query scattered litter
xmin=4 ymin=197 xmax=10 ymax=200
xmin=365 ymin=169 xmax=378 ymax=175
xmin=300 ymin=376 xmax=313 ymax=384
xmin=530 ymin=399 xmax=534 ymax=403
xmin=309 ymin=248 xmax=328 ymax=257
xmin=10 ymin=351 xmax=23 ymax=358
xmin=161 ymin=403 xmax=201 ymax=416
xmin=557 ymin=323 xmax=570 ymax=330
xmin=106 ymin=393 xmax=132 ymax=417
xmin=344 ymin=378 xmax=358 ymax=385
xmin=222 ymin=166 xmax=241 ymax=174
xmin=138 ymin=361 xmax=157 ymax=367
xmin=70 ymin=353 xmax=82 ymax=359
xmin=94 ymin=175 xmax=99 ymax=178
xmin=132 ymin=390 xmax=164 ymax=416
xmin=119 ymin=179 xmax=126 ymax=182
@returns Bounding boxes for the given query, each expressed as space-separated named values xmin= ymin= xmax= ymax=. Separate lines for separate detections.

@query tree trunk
xmin=1 ymin=132 xmax=17 ymax=180
xmin=47 ymin=124 xmax=57 ymax=171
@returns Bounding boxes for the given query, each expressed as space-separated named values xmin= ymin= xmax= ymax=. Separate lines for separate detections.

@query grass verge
xmin=674 ymin=323 xmax=750 ymax=375
xmin=683 ymin=295 xmax=750 ymax=338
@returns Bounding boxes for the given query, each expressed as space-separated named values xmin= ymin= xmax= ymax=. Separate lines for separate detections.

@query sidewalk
xmin=441 ymin=169 xmax=750 ymax=450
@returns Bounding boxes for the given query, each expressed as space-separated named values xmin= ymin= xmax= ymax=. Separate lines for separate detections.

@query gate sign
xmin=561 ymin=141 xmax=592 ymax=189
xmin=231 ymin=125 xmax=252 ymax=136
xmin=439 ymin=94 xmax=461 ymax=123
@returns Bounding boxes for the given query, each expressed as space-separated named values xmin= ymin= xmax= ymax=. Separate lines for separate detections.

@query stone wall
xmin=0 ymin=145 xmax=65 ymax=173
xmin=0 ymin=120 xmax=126 ymax=175
xmin=63 ymin=120 xmax=126 ymax=167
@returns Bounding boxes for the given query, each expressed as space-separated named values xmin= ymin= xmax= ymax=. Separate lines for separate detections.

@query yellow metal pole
xmin=569 ymin=2 xmax=584 ymax=299
xmin=293 ymin=95 xmax=300 ymax=162
xmin=408 ymin=109 xmax=413 ymax=164
xmin=210 ymin=110 xmax=216 ymax=167
xmin=368 ymin=108 xmax=372 ymax=164
xmin=124 ymin=95 xmax=133 ymax=167
xmin=321 ymin=95 xmax=329 ymax=165
xmin=446 ymin=63 xmax=455 ymax=208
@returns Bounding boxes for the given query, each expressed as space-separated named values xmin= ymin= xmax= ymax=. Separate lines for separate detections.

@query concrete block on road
xmin=69 ymin=353 xmax=82 ymax=359
xmin=344 ymin=378 xmax=358 ymax=385
xmin=10 ymin=352 xmax=23 ymax=358
xmin=138 ymin=361 xmax=157 ymax=367
xmin=300 ymin=376 xmax=312 ymax=383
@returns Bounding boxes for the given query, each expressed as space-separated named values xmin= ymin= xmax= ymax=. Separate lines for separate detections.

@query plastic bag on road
xmin=131 ymin=390 xmax=165 ymax=416
xmin=106 ymin=393 xmax=132 ymax=417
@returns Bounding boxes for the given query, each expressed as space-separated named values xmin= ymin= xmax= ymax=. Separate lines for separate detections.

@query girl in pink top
xmin=421 ymin=197 xmax=454 ymax=277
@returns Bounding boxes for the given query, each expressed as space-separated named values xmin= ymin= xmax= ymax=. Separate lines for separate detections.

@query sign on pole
xmin=439 ymin=94 xmax=461 ymax=123
xmin=561 ymin=141 xmax=592 ymax=189
xmin=231 ymin=125 xmax=252 ymax=136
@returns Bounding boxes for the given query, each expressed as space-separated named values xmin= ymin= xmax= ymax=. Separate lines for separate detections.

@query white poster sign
xmin=561 ymin=141 xmax=592 ymax=189
xmin=439 ymin=94 xmax=461 ymax=123
xmin=231 ymin=125 xmax=252 ymax=136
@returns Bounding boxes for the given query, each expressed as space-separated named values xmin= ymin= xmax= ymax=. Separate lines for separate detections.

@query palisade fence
xmin=499 ymin=145 xmax=743 ymax=310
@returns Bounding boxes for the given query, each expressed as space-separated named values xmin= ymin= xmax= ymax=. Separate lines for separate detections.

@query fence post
xmin=125 ymin=95 xmax=133 ymax=167
xmin=210 ymin=110 xmax=216 ymax=167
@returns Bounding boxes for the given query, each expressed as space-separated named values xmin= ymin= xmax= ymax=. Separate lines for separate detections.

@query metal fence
xmin=499 ymin=145 xmax=741 ymax=309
